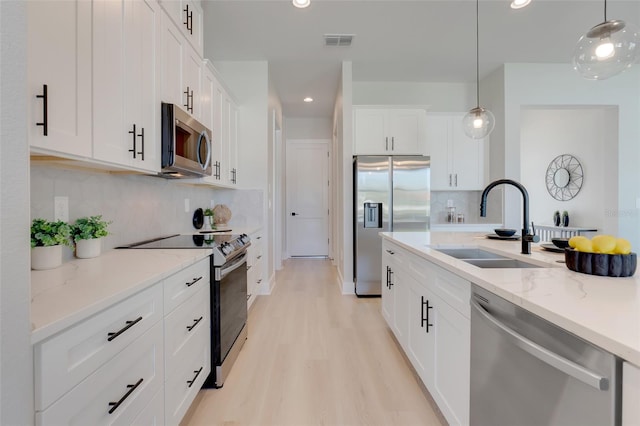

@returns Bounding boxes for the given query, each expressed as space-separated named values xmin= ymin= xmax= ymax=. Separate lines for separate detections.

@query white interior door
xmin=286 ymin=139 xmax=330 ymax=257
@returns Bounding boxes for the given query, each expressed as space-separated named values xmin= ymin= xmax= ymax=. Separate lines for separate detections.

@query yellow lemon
xmin=591 ymin=235 xmax=616 ymax=254
xmin=574 ymin=238 xmax=594 ymax=253
xmin=569 ymin=236 xmax=588 ymax=249
xmin=614 ymin=238 xmax=632 ymax=255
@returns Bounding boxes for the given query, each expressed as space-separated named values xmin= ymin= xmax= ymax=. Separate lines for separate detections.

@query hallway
xmin=182 ymin=259 xmax=443 ymax=426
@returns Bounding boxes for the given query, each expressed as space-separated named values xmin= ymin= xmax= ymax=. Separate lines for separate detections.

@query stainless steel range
xmin=119 ymin=233 xmax=251 ymax=388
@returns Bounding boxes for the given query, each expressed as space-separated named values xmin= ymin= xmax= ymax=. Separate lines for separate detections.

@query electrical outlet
xmin=184 ymin=198 xmax=190 ymax=213
xmin=54 ymin=196 xmax=69 ymax=222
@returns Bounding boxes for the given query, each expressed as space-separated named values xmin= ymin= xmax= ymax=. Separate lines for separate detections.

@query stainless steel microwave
xmin=161 ymin=103 xmax=212 ymax=178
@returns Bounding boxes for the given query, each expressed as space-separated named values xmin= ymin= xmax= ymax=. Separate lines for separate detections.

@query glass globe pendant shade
xmin=463 ymin=107 xmax=495 ymax=139
xmin=573 ymin=20 xmax=640 ymax=80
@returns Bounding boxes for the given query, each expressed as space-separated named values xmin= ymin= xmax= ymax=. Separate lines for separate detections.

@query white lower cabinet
xmin=623 ymin=361 xmax=640 ymax=426
xmin=247 ymin=229 xmax=264 ymax=308
xmin=36 ymin=321 xmax=164 ymax=425
xmin=382 ymin=239 xmax=470 ymax=426
xmin=34 ymin=257 xmax=211 ymax=425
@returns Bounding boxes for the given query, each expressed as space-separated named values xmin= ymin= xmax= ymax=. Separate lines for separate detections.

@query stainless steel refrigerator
xmin=353 ymin=155 xmax=430 ymax=296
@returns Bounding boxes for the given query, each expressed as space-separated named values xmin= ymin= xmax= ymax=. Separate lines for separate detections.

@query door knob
xmin=291 ymin=212 xmax=298 ymax=216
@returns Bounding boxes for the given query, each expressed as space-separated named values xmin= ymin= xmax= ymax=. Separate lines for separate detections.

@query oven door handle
xmin=220 ymin=252 xmax=247 ymax=279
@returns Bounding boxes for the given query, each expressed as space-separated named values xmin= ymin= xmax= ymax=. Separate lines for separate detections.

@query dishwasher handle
xmin=470 ymin=298 xmax=609 ymax=391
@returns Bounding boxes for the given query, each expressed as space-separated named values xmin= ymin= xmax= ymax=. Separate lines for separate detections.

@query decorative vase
xmin=31 ymin=245 xmax=63 ymax=270
xmin=208 ymin=215 xmax=216 ymax=230
xmin=75 ymin=238 xmax=102 ymax=259
xmin=203 ymin=217 xmax=212 ymax=230
xmin=553 ymin=211 xmax=561 ymax=227
xmin=562 ymin=211 xmax=569 ymax=227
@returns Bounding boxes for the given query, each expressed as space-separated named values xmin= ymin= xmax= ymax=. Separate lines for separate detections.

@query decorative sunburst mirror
xmin=545 ymin=154 xmax=584 ymax=201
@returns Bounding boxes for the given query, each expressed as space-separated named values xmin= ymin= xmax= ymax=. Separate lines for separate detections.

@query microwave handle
xmin=198 ymin=131 xmax=211 ymax=171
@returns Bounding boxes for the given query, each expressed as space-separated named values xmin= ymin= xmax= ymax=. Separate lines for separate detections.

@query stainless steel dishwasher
xmin=470 ymin=285 xmax=621 ymax=426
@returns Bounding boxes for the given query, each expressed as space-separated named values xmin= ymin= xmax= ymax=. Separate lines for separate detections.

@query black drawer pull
xmin=187 ymin=367 xmax=203 ymax=388
xmin=185 ymin=276 xmax=203 ymax=287
xmin=421 ymin=296 xmax=433 ymax=333
xmin=256 ymin=255 xmax=262 ymax=260
xmin=108 ymin=378 xmax=143 ymax=414
xmin=36 ymin=84 xmax=48 ymax=136
xmin=107 ymin=316 xmax=143 ymax=342
xmin=136 ymin=127 xmax=144 ymax=160
xmin=186 ymin=316 xmax=203 ymax=332
xmin=246 ymin=293 xmax=251 ymax=300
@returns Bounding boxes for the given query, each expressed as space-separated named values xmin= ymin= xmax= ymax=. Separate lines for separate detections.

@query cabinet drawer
xmin=165 ymin=285 xmax=210 ymax=375
xmin=131 ymin=387 xmax=164 ymax=426
xmin=35 ymin=283 xmax=163 ymax=411
xmin=164 ymin=257 xmax=209 ymax=314
xmin=165 ymin=338 xmax=210 ymax=425
xmin=36 ymin=321 xmax=164 ymax=425
xmin=407 ymin=255 xmax=470 ymax=318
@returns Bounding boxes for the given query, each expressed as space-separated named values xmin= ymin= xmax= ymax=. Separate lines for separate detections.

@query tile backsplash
xmin=30 ymin=164 xmax=263 ymax=261
xmin=431 ymin=190 xmax=502 ymax=224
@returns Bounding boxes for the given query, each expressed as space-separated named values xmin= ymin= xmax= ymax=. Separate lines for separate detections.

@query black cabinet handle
xmin=187 ymin=367 xmax=203 ymax=388
xmin=36 ymin=84 xmax=48 ymax=136
xmin=108 ymin=378 xmax=143 ymax=414
xmin=214 ymin=161 xmax=221 ymax=179
xmin=231 ymin=168 xmax=237 ymax=184
xmin=246 ymin=293 xmax=251 ymax=301
xmin=392 ymin=136 xmax=395 ymax=150
xmin=256 ymin=236 xmax=262 ymax=240
xmin=185 ymin=276 xmax=203 ymax=287
xmin=128 ymin=124 xmax=137 ymax=159
xmin=257 ymin=279 xmax=262 ymax=284
xmin=291 ymin=212 xmax=297 ymax=216
xmin=388 ymin=269 xmax=394 ymax=287
xmin=385 ymin=136 xmax=388 ymax=151
xmin=385 ymin=249 xmax=395 ymax=255
xmin=183 ymin=4 xmax=193 ymax=35
xmin=257 ymin=255 xmax=262 ymax=260
xmin=421 ymin=296 xmax=433 ymax=333
xmin=184 ymin=86 xmax=193 ymax=113
xmin=136 ymin=127 xmax=144 ymax=160
xmin=386 ymin=266 xmax=390 ymax=289
xmin=107 ymin=316 xmax=143 ymax=342
xmin=186 ymin=316 xmax=203 ymax=332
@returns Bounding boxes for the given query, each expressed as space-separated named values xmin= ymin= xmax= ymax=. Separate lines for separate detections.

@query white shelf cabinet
xmin=27 ymin=0 xmax=92 ymax=158
xmin=353 ymin=107 xmax=427 ymax=155
xmin=381 ymin=239 xmax=470 ymax=426
xmin=247 ymin=229 xmax=264 ymax=308
xmin=93 ymin=0 xmax=161 ymax=173
xmin=426 ymin=113 xmax=487 ymax=191
xmin=158 ymin=0 xmax=204 ymax=57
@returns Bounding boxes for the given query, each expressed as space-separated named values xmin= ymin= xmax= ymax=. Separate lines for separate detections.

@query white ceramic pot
xmin=75 ymin=238 xmax=102 ymax=259
xmin=31 ymin=245 xmax=63 ymax=270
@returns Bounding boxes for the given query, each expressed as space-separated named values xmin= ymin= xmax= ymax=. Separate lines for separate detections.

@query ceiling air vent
xmin=324 ymin=34 xmax=354 ymax=47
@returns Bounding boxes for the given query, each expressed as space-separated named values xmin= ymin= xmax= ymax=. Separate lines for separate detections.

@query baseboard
xmin=336 ymin=269 xmax=355 ymax=295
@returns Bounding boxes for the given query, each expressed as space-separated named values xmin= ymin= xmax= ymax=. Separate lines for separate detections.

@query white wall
xmin=340 ymin=62 xmax=354 ymax=294
xmin=1 ymin=2 xmax=33 ymax=423
xmin=353 ymin=81 xmax=474 ymax=112
xmin=520 ymin=108 xmax=618 ymax=236
xmin=269 ymin=75 xmax=284 ymax=275
xmin=494 ymin=64 xmax=640 ymax=249
xmin=284 ymin=117 xmax=332 ymax=140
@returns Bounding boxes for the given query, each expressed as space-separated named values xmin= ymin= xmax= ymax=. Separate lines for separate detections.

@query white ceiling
xmin=202 ymin=0 xmax=640 ymax=118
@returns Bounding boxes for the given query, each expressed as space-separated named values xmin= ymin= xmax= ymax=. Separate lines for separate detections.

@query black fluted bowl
xmin=551 ymin=238 xmax=570 ymax=249
xmin=494 ymin=228 xmax=517 ymax=237
xmin=564 ymin=249 xmax=637 ymax=277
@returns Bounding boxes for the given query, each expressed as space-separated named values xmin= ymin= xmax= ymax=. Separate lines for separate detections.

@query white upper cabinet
xmin=426 ymin=113 xmax=487 ymax=191
xmin=183 ymin=43 xmax=203 ymax=120
xmin=353 ymin=107 xmax=427 ymax=155
xmin=158 ymin=0 xmax=204 ymax=57
xmin=27 ymin=0 xmax=92 ymax=158
xmin=93 ymin=0 xmax=161 ymax=173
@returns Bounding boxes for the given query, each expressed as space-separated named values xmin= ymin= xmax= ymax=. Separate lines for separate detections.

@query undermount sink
xmin=462 ymin=258 xmax=542 ymax=269
xmin=433 ymin=247 xmax=543 ymax=269
xmin=434 ymin=248 xmax=507 ymax=260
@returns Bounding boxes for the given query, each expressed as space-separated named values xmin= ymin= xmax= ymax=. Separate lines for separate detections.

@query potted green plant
xmin=31 ymin=218 xmax=72 ymax=270
xmin=72 ymin=215 xmax=111 ymax=259
xmin=203 ymin=208 xmax=215 ymax=230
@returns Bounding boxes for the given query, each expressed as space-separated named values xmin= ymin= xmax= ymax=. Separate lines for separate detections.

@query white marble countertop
xmin=381 ymin=231 xmax=640 ymax=367
xmin=30 ymin=248 xmax=210 ymax=344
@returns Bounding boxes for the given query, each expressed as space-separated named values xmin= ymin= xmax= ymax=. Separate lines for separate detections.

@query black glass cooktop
xmin=119 ymin=234 xmax=237 ymax=249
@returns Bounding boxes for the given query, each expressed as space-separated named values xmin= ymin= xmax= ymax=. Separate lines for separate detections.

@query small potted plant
xmin=31 ymin=218 xmax=72 ymax=270
xmin=203 ymin=208 xmax=215 ymax=230
xmin=72 ymin=215 xmax=111 ymax=259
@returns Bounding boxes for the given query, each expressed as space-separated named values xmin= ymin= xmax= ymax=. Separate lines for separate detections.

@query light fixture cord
xmin=604 ymin=0 xmax=607 ymax=21
xmin=475 ymin=0 xmax=480 ymax=108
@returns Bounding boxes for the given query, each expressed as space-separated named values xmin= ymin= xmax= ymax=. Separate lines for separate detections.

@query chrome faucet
xmin=480 ymin=179 xmax=540 ymax=254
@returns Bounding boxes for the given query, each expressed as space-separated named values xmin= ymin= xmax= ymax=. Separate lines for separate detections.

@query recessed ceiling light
xmin=510 ymin=0 xmax=531 ymax=9
xmin=303 ymin=97 xmax=313 ymax=103
xmin=292 ymin=0 xmax=310 ymax=8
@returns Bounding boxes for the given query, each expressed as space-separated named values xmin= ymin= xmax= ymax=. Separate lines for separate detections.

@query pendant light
xmin=292 ymin=0 xmax=310 ymax=8
xmin=462 ymin=0 xmax=495 ymax=140
xmin=573 ymin=0 xmax=640 ymax=80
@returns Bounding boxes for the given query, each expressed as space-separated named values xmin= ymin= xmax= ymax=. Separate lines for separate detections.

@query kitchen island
xmin=381 ymin=231 xmax=640 ymax=426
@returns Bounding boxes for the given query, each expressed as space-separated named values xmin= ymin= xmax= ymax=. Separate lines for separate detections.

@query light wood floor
xmin=182 ymin=259 xmax=444 ymax=426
